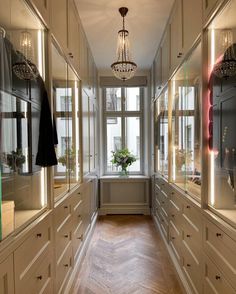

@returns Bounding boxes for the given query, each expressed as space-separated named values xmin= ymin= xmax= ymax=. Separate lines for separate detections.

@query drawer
xmin=14 ymin=216 xmax=52 ymax=284
xmin=16 ymin=251 xmax=53 ymax=294
xmin=169 ymin=199 xmax=182 ymax=233
xmin=160 ymin=210 xmax=169 ymax=240
xmin=169 ymin=190 xmax=183 ymax=212
xmin=154 ymin=206 xmax=162 ymax=224
xmin=169 ymin=222 xmax=182 ymax=265
xmin=72 ymin=198 xmax=83 ymax=233
xmin=183 ymin=219 xmax=202 ymax=263
xmin=183 ymin=243 xmax=202 ymax=294
xmin=70 ymin=189 xmax=82 ymax=211
xmin=54 ymin=198 xmax=72 ymax=231
xmin=203 ymin=255 xmax=235 ymax=294
xmin=73 ymin=220 xmax=84 ymax=261
xmin=0 ymin=255 xmax=14 ymax=294
xmin=182 ymin=201 xmax=201 ymax=232
xmin=155 ymin=191 xmax=162 ymax=207
xmin=56 ymin=244 xmax=73 ymax=294
xmin=55 ymin=218 xmax=73 ymax=263
xmin=204 ymin=219 xmax=236 ymax=289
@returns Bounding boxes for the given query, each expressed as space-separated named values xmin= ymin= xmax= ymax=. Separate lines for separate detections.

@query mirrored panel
xmin=207 ymin=0 xmax=236 ymax=223
xmin=171 ymin=43 xmax=201 ymax=199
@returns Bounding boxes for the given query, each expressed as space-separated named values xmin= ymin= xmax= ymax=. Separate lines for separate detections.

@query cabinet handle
xmin=37 ymin=275 xmax=43 ymax=280
xmin=77 ymin=234 xmax=83 ymax=240
xmin=186 ymin=205 xmax=190 ymax=209
xmin=216 ymin=233 xmax=222 ymax=237
xmin=64 ymin=206 xmax=68 ymax=209
xmin=187 ymin=264 xmax=191 ymax=267
xmin=36 ymin=233 xmax=42 ymax=238
xmin=64 ymin=264 xmax=69 ymax=267
xmin=78 ymin=214 xmax=81 ymax=218
xmin=162 ymin=201 xmax=165 ymax=204
xmin=215 ymin=275 xmax=221 ymax=280
xmin=78 ymin=192 xmax=81 ymax=195
xmin=171 ymin=214 xmax=175 ymax=217
xmin=171 ymin=192 xmax=175 ymax=195
xmin=171 ymin=237 xmax=175 ymax=240
xmin=64 ymin=234 xmax=69 ymax=238
xmin=68 ymin=52 xmax=73 ymax=58
xmin=186 ymin=234 xmax=191 ymax=238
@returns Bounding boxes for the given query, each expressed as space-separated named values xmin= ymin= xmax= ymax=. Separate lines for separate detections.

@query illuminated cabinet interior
xmin=1 ymin=0 xmax=236 ymax=293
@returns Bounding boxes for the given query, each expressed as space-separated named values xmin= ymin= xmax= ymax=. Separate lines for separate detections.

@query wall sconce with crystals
xmin=111 ymin=7 xmax=137 ymax=81
xmin=13 ymin=30 xmax=39 ymax=80
xmin=213 ymin=29 xmax=236 ymax=79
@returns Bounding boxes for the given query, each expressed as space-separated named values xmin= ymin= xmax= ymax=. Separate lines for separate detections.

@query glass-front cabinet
xmin=154 ymin=89 xmax=168 ymax=177
xmin=52 ymin=44 xmax=81 ymax=200
xmin=0 ymin=0 xmax=47 ymax=239
xmin=207 ymin=0 xmax=236 ymax=223
xmin=170 ymin=43 xmax=202 ymax=199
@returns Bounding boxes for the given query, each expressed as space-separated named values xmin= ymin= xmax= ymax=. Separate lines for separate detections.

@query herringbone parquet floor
xmin=72 ymin=215 xmax=183 ymax=294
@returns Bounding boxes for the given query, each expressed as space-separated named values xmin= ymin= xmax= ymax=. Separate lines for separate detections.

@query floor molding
xmin=152 ymin=214 xmax=192 ymax=294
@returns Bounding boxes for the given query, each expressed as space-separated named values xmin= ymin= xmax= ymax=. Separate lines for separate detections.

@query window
xmin=104 ymin=87 xmax=143 ymax=174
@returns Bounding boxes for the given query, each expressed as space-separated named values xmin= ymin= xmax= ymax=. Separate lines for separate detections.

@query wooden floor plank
xmin=72 ymin=215 xmax=183 ymax=294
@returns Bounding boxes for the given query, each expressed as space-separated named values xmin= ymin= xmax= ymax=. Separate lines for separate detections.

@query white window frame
xmin=103 ymin=87 xmax=144 ymax=175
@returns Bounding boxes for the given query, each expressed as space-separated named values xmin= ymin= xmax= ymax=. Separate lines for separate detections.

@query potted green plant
xmin=111 ymin=148 xmax=136 ymax=176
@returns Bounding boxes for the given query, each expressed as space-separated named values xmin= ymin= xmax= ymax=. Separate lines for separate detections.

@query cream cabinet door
xmin=182 ymin=0 xmax=202 ymax=54
xmin=170 ymin=0 xmax=183 ymax=72
xmin=68 ymin=0 xmax=79 ymax=70
xmin=31 ymin=0 xmax=50 ymax=25
xmin=0 ymin=255 xmax=14 ymax=294
xmin=161 ymin=28 xmax=170 ymax=86
xmin=203 ymin=0 xmax=219 ymax=21
xmin=79 ymin=29 xmax=89 ymax=85
xmin=51 ymin=0 xmax=67 ymax=51
xmin=82 ymin=91 xmax=90 ymax=175
xmin=154 ymin=48 xmax=162 ymax=96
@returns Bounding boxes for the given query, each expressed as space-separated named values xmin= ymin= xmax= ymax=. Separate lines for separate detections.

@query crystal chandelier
xmin=213 ymin=29 xmax=236 ymax=79
xmin=111 ymin=7 xmax=137 ymax=81
xmin=13 ymin=30 xmax=39 ymax=80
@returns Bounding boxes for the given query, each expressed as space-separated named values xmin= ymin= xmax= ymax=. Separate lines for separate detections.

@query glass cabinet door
xmin=0 ymin=0 xmax=47 ymax=239
xmin=171 ymin=43 xmax=202 ymax=199
xmin=52 ymin=44 xmax=70 ymax=199
xmin=154 ymin=89 xmax=168 ymax=177
xmin=207 ymin=0 xmax=236 ymax=223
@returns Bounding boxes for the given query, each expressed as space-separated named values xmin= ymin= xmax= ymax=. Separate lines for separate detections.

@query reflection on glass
xmin=207 ymin=0 xmax=236 ymax=221
xmin=106 ymin=117 xmax=121 ymax=172
xmin=106 ymin=88 xmax=121 ymax=111
xmin=171 ymin=43 xmax=201 ymax=199
xmin=52 ymin=45 xmax=69 ymax=198
xmin=154 ymin=90 xmax=168 ymax=176
xmin=125 ymin=117 xmax=140 ymax=171
xmin=125 ymin=88 xmax=140 ymax=111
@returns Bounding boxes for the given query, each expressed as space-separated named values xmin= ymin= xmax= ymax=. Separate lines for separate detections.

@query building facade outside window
xmin=103 ymin=87 xmax=144 ymax=174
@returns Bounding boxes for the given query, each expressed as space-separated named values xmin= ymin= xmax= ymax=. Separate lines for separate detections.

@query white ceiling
xmin=75 ymin=0 xmax=174 ymax=73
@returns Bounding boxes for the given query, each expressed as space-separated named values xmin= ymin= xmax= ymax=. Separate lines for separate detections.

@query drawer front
xmin=16 ymin=251 xmax=53 ymax=294
xmin=56 ymin=244 xmax=73 ymax=294
xmin=169 ymin=190 xmax=183 ymax=212
xmin=14 ymin=216 xmax=52 ymax=283
xmin=183 ymin=244 xmax=202 ymax=294
xmin=182 ymin=201 xmax=201 ymax=232
xmin=169 ymin=222 xmax=182 ymax=265
xmin=160 ymin=210 xmax=169 ymax=240
xmin=204 ymin=219 xmax=236 ymax=289
xmin=73 ymin=221 xmax=84 ymax=261
xmin=203 ymin=255 xmax=235 ymax=294
xmin=54 ymin=199 xmax=72 ymax=231
xmin=0 ymin=255 xmax=14 ymax=294
xmin=154 ymin=206 xmax=162 ymax=224
xmin=155 ymin=191 xmax=162 ymax=207
xmin=169 ymin=200 xmax=182 ymax=233
xmin=70 ymin=189 xmax=82 ymax=211
xmin=183 ymin=220 xmax=202 ymax=262
xmin=55 ymin=218 xmax=73 ymax=262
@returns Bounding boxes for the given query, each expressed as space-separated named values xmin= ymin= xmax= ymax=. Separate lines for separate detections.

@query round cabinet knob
xmin=187 ymin=264 xmax=191 ymax=267
xmin=64 ymin=206 xmax=68 ymax=209
xmin=216 ymin=233 xmax=222 ymax=237
xmin=171 ymin=214 xmax=175 ymax=218
xmin=186 ymin=234 xmax=191 ymax=238
xmin=64 ymin=264 xmax=69 ymax=267
xmin=171 ymin=237 xmax=175 ymax=240
xmin=64 ymin=234 xmax=69 ymax=238
xmin=215 ymin=275 xmax=221 ymax=280
xmin=37 ymin=275 xmax=43 ymax=280
xmin=186 ymin=205 xmax=190 ymax=209
xmin=36 ymin=233 xmax=42 ymax=238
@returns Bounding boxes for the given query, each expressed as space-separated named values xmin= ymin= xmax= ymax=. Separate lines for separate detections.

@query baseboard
xmin=64 ymin=212 xmax=98 ymax=294
xmin=152 ymin=214 xmax=192 ymax=294
xmin=99 ymin=206 xmax=150 ymax=215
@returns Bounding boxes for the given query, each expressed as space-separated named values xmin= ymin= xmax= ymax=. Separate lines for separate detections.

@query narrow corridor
xmin=72 ymin=215 xmax=183 ymax=294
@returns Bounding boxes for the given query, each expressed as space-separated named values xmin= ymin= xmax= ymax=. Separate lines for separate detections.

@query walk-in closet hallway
xmin=72 ymin=215 xmax=183 ymax=294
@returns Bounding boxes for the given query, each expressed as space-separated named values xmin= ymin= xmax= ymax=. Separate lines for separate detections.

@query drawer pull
xmin=37 ymin=275 xmax=43 ymax=280
xmin=64 ymin=264 xmax=69 ymax=267
xmin=186 ymin=205 xmax=190 ymax=209
xmin=78 ymin=192 xmax=81 ymax=195
xmin=216 ymin=233 xmax=222 ymax=237
xmin=64 ymin=206 xmax=68 ymax=209
xmin=187 ymin=264 xmax=191 ymax=267
xmin=36 ymin=233 xmax=42 ymax=238
xmin=162 ymin=201 xmax=165 ymax=204
xmin=64 ymin=234 xmax=69 ymax=238
xmin=171 ymin=192 xmax=175 ymax=195
xmin=77 ymin=234 xmax=83 ymax=240
xmin=215 ymin=275 xmax=221 ymax=280
xmin=171 ymin=214 xmax=175 ymax=218
xmin=171 ymin=237 xmax=175 ymax=240
xmin=186 ymin=234 xmax=191 ymax=238
xmin=78 ymin=214 xmax=81 ymax=218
